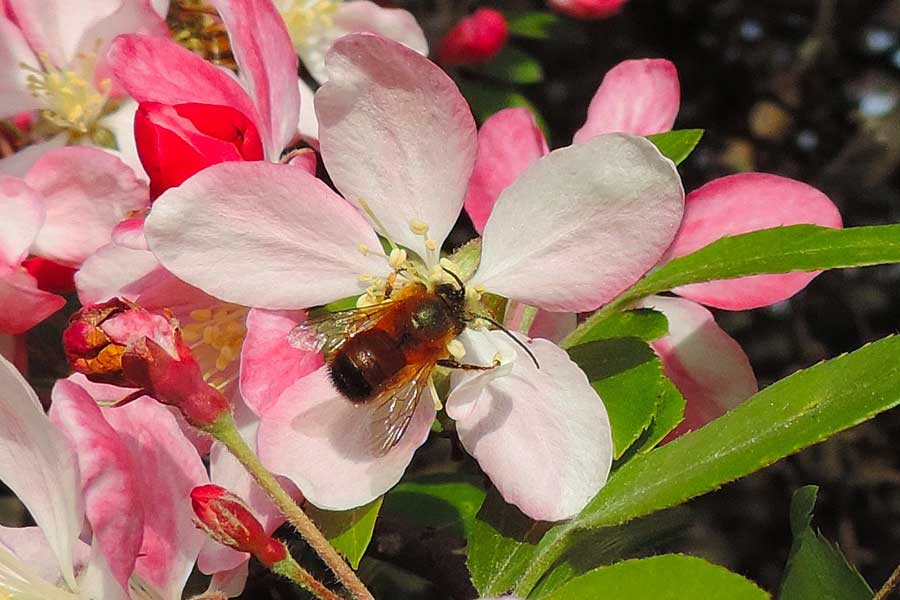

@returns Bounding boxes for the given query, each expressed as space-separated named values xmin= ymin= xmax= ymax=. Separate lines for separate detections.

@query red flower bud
xmin=191 ymin=484 xmax=288 ymax=567
xmin=63 ymin=299 xmax=136 ymax=385
xmin=438 ymin=8 xmax=508 ymax=66
xmin=135 ymin=102 xmax=264 ymax=200
xmin=21 ymin=257 xmax=76 ymax=293
xmin=547 ymin=0 xmax=627 ymax=20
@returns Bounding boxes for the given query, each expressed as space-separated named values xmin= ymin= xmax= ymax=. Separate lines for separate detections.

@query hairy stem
xmin=874 ymin=563 xmax=900 ymax=600
xmin=272 ymin=554 xmax=343 ymax=600
xmin=206 ymin=413 xmax=374 ymax=600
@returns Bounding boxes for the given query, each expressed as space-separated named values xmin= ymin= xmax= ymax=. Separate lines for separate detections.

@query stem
xmin=206 ymin=413 xmax=374 ymax=600
xmin=875 ymin=563 xmax=900 ymax=600
xmin=512 ymin=523 xmax=575 ymax=597
xmin=272 ymin=554 xmax=343 ymax=600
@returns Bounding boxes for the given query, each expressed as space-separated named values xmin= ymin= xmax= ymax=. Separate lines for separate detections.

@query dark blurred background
xmin=402 ymin=0 xmax=900 ymax=594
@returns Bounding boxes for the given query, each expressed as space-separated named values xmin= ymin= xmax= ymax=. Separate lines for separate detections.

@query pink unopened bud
xmin=191 ymin=485 xmax=288 ymax=567
xmin=438 ymin=8 xmax=508 ymax=66
xmin=547 ymin=0 xmax=628 ymax=20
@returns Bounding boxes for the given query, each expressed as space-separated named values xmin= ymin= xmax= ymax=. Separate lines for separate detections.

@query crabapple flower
xmin=273 ymin=0 xmax=427 ymax=82
xmin=0 ymin=354 xmax=208 ymax=600
xmin=143 ymin=33 xmax=685 ymax=520
xmin=0 ymin=0 xmax=167 ymax=168
xmin=547 ymin=0 xmax=628 ymax=20
xmin=438 ymin=8 xmax=508 ymax=67
xmin=463 ymin=58 xmax=841 ymax=434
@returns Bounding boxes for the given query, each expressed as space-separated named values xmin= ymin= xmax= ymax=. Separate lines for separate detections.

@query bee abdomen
xmin=330 ymin=329 xmax=405 ymax=403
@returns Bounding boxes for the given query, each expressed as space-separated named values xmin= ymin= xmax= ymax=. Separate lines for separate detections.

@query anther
xmin=447 ymin=339 xmax=466 ymax=359
xmin=409 ymin=220 xmax=429 ymax=236
xmin=425 ymin=239 xmax=437 ymax=252
xmin=358 ymin=244 xmax=369 ymax=256
xmin=388 ymin=248 xmax=407 ymax=269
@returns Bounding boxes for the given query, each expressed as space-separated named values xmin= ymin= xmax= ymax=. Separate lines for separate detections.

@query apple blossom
xmin=464 ymin=58 xmax=841 ymax=434
xmin=0 ymin=353 xmax=208 ymax=600
xmin=143 ymin=33 xmax=684 ymax=521
xmin=438 ymin=8 xmax=508 ymax=67
xmin=0 ymin=0 xmax=168 ymax=171
xmin=548 ymin=0 xmax=628 ymax=20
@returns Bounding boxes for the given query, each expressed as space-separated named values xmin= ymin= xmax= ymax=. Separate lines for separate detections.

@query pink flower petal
xmin=240 ymin=308 xmax=324 ymax=416
xmin=0 ymin=176 xmax=44 ymax=266
xmin=0 ymin=137 xmax=66 ymax=177
xmin=464 ymin=108 xmax=548 ymax=234
xmin=0 ymin=355 xmax=83 ymax=588
xmin=26 ymin=147 xmax=148 ymax=266
xmin=548 ymin=0 xmax=627 ymax=20
xmin=664 ymin=173 xmax=843 ymax=310
xmin=7 ymin=0 xmax=119 ymax=65
xmin=107 ymin=34 xmax=262 ymax=142
xmin=205 ymin=561 xmax=249 ymax=598
xmin=526 ymin=310 xmax=577 ymax=343
xmin=296 ymin=1 xmax=428 ymax=83
xmin=210 ymin=0 xmax=299 ymax=157
xmin=258 ymin=366 xmax=435 ymax=510
xmin=110 ymin=216 xmax=148 ymax=250
xmin=0 ymin=15 xmax=40 ymax=116
xmin=0 ymin=525 xmax=91 ymax=590
xmin=297 ymin=79 xmax=318 ymax=140
xmin=573 ymin=59 xmax=679 ymax=142
xmin=447 ymin=330 xmax=612 ymax=521
xmin=0 ymin=270 xmax=66 ymax=334
xmin=101 ymin=99 xmax=149 ymax=180
xmin=100 ymin=397 xmax=208 ymax=600
xmin=637 ymin=295 xmax=757 ymax=436
xmin=145 ymin=161 xmax=388 ymax=309
xmin=473 ymin=134 xmax=684 ymax=312
xmin=49 ymin=379 xmax=143 ymax=595
xmin=316 ymin=33 xmax=477 ymax=259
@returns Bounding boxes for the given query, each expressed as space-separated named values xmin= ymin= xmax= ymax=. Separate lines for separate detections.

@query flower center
xmin=21 ymin=52 xmax=111 ymax=137
xmin=166 ymin=0 xmax=238 ymax=71
xmin=278 ymin=0 xmax=340 ymax=52
xmin=181 ymin=304 xmax=248 ymax=388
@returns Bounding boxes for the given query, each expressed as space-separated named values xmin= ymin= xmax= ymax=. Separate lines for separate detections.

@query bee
xmin=166 ymin=0 xmax=238 ymax=72
xmin=290 ymin=270 xmax=538 ymax=456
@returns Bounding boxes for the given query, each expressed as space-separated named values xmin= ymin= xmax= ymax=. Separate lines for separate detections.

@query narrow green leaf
xmin=647 ymin=129 xmax=704 ymax=165
xmin=478 ymin=46 xmax=544 ymax=84
xmin=383 ymin=473 xmax=486 ymax=538
xmin=779 ymin=486 xmax=873 ymax=600
xmin=308 ymin=498 xmax=383 ymax=568
xmin=569 ymin=338 xmax=682 ymax=458
xmin=467 ymin=488 xmax=549 ymax=595
xmin=632 ymin=224 xmax=900 ymax=300
xmin=632 ymin=375 xmax=687 ymax=453
xmin=560 ymin=308 xmax=668 ymax=349
xmin=513 ymin=335 xmax=900 ymax=596
xmin=505 ymin=11 xmax=562 ymax=39
xmin=542 ymin=555 xmax=769 ymax=600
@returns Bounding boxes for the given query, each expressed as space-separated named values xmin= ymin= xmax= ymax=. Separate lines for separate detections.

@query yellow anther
xmin=358 ymin=273 xmax=373 ymax=282
xmin=409 ymin=219 xmax=429 ymax=236
xmin=190 ymin=308 xmax=212 ymax=322
xmin=358 ymin=244 xmax=369 ymax=256
xmin=425 ymin=239 xmax=437 ymax=252
xmin=185 ymin=304 xmax=248 ymax=383
xmin=388 ymin=248 xmax=408 ymax=269
xmin=279 ymin=0 xmax=340 ymax=51
xmin=447 ymin=339 xmax=466 ymax=359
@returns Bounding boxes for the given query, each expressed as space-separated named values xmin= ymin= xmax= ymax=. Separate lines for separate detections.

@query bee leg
xmin=437 ymin=358 xmax=497 ymax=371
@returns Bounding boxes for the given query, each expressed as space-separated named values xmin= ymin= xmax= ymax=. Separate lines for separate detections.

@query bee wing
xmin=366 ymin=362 xmax=437 ymax=456
xmin=288 ymin=301 xmax=395 ymax=356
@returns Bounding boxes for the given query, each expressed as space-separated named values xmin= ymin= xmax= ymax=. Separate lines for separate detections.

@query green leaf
xmin=560 ymin=308 xmax=668 ymax=349
xmin=308 ymin=498 xmax=383 ymax=568
xmin=647 ymin=129 xmax=704 ymax=165
xmin=542 ymin=555 xmax=769 ymax=600
xmin=779 ymin=486 xmax=873 ymax=600
xmin=478 ymin=46 xmax=544 ymax=84
xmin=382 ymin=473 xmax=486 ymax=538
xmin=505 ymin=11 xmax=562 ymax=39
xmin=632 ymin=375 xmax=687 ymax=454
xmin=467 ymin=488 xmax=549 ymax=595
xmin=457 ymin=79 xmax=548 ymax=135
xmin=569 ymin=338 xmax=684 ymax=458
xmin=512 ymin=335 xmax=900 ymax=596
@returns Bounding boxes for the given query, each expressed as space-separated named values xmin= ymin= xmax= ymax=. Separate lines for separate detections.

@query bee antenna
xmin=474 ymin=315 xmax=540 ymax=369
xmin=441 ymin=266 xmax=466 ymax=291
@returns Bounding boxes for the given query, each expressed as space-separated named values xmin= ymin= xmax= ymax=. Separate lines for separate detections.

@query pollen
xmin=388 ymin=248 xmax=408 ymax=269
xmin=447 ymin=339 xmax=466 ymax=359
xmin=409 ymin=219 xmax=429 ymax=236
xmin=278 ymin=0 xmax=339 ymax=52
xmin=182 ymin=304 xmax=248 ymax=386
xmin=21 ymin=51 xmax=111 ymax=137
xmin=425 ymin=239 xmax=437 ymax=252
xmin=358 ymin=244 xmax=369 ymax=256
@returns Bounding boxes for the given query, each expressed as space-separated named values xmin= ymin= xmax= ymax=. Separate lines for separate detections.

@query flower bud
xmin=191 ymin=484 xmax=288 ymax=567
xmin=438 ymin=8 xmax=508 ymax=66
xmin=135 ymin=102 xmax=264 ymax=200
xmin=63 ymin=299 xmax=143 ymax=385
xmin=547 ymin=0 xmax=627 ymax=20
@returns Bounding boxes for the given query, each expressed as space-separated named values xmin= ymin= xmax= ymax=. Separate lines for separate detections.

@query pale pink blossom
xmin=0 ymin=354 xmax=207 ymax=599
xmin=463 ymin=58 xmax=841 ymax=434
xmin=143 ymin=34 xmax=684 ymax=520
xmin=0 ymin=0 xmax=167 ymax=172
xmin=0 ymin=146 xmax=147 ymax=334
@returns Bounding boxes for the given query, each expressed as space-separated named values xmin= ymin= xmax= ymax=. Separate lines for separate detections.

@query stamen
xmin=428 ymin=376 xmax=442 ymax=411
xmin=447 ymin=339 xmax=466 ymax=359
xmin=279 ymin=0 xmax=339 ymax=52
xmin=357 ymin=198 xmax=398 ymax=251
xmin=358 ymin=244 xmax=369 ymax=256
xmin=183 ymin=304 xmax=247 ymax=384
xmin=388 ymin=248 xmax=407 ymax=270
xmin=409 ymin=220 xmax=429 ymax=236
